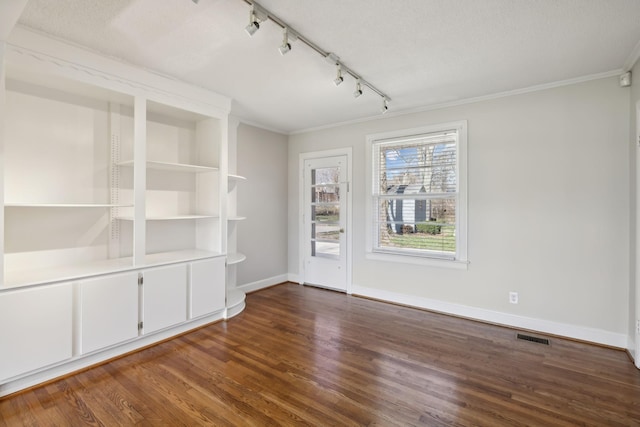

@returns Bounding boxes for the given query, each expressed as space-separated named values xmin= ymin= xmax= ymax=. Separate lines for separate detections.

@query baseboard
xmin=237 ymin=274 xmax=289 ymax=294
xmin=351 ymin=284 xmax=628 ymax=349
xmin=287 ymin=273 xmax=302 ymax=284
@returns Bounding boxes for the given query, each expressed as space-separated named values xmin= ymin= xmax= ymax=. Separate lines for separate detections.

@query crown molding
xmin=290 ymin=69 xmax=622 ymax=136
xmin=623 ymin=38 xmax=640 ymax=72
xmin=234 ymin=114 xmax=288 ymax=135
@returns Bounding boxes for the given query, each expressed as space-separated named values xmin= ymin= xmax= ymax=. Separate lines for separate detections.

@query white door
xmin=303 ymin=155 xmax=348 ymax=291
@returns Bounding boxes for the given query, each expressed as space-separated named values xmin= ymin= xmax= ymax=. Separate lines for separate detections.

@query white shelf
xmin=118 ymin=160 xmax=218 ymax=173
xmin=228 ymin=174 xmax=246 ymax=181
xmin=5 ymin=203 xmax=133 ymax=208
xmin=227 ymin=253 xmax=246 ymax=265
xmin=2 ymin=250 xmax=225 ymax=290
xmin=144 ymin=249 xmax=222 ymax=266
xmin=4 ymin=257 xmax=134 ymax=289
xmin=116 ymin=215 xmax=219 ymax=221
xmin=227 ymin=216 xmax=246 ymax=221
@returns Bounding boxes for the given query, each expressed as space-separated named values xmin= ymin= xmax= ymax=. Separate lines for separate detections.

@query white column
xmin=635 ymin=100 xmax=640 ymax=368
xmin=133 ymin=96 xmax=146 ymax=265
xmin=0 ymin=42 xmax=6 ymax=285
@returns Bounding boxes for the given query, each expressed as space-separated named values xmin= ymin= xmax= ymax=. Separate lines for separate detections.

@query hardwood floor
xmin=2 ymin=283 xmax=640 ymax=426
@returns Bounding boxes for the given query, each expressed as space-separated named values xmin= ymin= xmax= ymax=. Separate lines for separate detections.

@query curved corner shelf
xmin=227 ymin=216 xmax=246 ymax=221
xmin=118 ymin=160 xmax=218 ymax=173
xmin=228 ymin=174 xmax=246 ymax=181
xmin=226 ymin=288 xmax=246 ymax=319
xmin=227 ymin=252 xmax=246 ymax=265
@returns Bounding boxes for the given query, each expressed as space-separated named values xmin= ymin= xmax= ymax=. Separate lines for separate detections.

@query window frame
xmin=365 ymin=121 xmax=468 ymax=269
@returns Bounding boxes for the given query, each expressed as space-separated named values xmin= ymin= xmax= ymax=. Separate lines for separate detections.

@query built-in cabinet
xmin=0 ymin=283 xmax=73 ymax=382
xmin=0 ymin=29 xmax=239 ymax=396
xmin=191 ymin=257 xmax=226 ymax=318
xmin=79 ymin=272 xmax=139 ymax=355
xmin=142 ymin=264 xmax=188 ymax=334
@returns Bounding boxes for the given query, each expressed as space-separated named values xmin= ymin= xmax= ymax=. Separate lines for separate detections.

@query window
xmin=366 ymin=121 xmax=467 ymax=265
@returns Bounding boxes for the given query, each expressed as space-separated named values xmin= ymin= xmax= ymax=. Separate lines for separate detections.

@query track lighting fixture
xmin=245 ymin=8 xmax=260 ymax=36
xmin=240 ymin=0 xmax=390 ymax=107
xmin=353 ymin=80 xmax=363 ymax=98
xmin=279 ymin=28 xmax=292 ymax=55
xmin=381 ymin=98 xmax=388 ymax=114
xmin=334 ymin=64 xmax=344 ymax=86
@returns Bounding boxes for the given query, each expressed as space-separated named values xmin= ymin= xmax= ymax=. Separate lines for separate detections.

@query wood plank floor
xmin=1 ymin=283 xmax=640 ymax=426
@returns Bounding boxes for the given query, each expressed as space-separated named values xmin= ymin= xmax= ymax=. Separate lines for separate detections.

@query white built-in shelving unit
xmin=225 ymin=122 xmax=247 ymax=316
xmin=226 ymin=172 xmax=247 ymax=315
xmin=0 ymin=28 xmax=239 ymax=396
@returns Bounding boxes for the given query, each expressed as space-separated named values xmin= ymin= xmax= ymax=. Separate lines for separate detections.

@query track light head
xmin=334 ymin=65 xmax=343 ymax=86
xmin=381 ymin=98 xmax=389 ymax=114
xmin=245 ymin=8 xmax=260 ymax=36
xmin=279 ymin=28 xmax=292 ymax=55
xmin=245 ymin=21 xmax=260 ymax=36
xmin=279 ymin=42 xmax=292 ymax=55
xmin=353 ymin=80 xmax=363 ymax=98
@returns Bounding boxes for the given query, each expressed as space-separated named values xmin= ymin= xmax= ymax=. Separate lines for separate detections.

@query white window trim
xmin=365 ymin=121 xmax=468 ymax=269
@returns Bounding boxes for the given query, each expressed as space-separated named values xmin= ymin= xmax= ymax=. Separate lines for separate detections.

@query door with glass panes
xmin=303 ymin=155 xmax=347 ymax=291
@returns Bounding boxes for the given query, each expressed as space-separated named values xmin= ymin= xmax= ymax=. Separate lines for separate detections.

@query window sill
xmin=366 ymin=251 xmax=469 ymax=270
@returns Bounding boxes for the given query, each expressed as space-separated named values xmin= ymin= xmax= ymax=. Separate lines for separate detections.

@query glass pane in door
xmin=310 ymin=166 xmax=340 ymax=259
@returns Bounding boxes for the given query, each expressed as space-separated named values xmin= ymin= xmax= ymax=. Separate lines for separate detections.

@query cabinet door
xmin=0 ymin=283 xmax=72 ymax=381
xmin=190 ymin=257 xmax=225 ymax=318
xmin=81 ymin=272 xmax=139 ymax=354
xmin=143 ymin=264 xmax=187 ymax=334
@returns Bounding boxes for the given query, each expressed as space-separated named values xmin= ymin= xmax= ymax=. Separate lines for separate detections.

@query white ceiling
xmin=14 ymin=0 xmax=640 ymax=133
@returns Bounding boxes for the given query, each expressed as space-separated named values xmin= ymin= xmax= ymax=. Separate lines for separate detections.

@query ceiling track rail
xmin=240 ymin=0 xmax=391 ymax=102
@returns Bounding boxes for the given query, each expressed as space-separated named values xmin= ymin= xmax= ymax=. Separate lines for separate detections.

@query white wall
xmin=630 ymin=59 xmax=640 ymax=362
xmin=236 ymin=124 xmax=288 ymax=289
xmin=289 ymin=76 xmax=630 ymax=346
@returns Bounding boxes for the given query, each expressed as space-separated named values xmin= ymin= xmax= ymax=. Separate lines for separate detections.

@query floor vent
xmin=516 ymin=333 xmax=550 ymax=345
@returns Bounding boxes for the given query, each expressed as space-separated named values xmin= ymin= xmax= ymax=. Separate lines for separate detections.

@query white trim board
xmin=351 ymin=284 xmax=627 ymax=349
xmin=237 ymin=274 xmax=289 ymax=294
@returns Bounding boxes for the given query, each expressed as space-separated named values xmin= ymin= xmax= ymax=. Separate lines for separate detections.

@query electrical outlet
xmin=637 ymin=320 xmax=640 ymax=334
xmin=509 ymin=291 xmax=519 ymax=304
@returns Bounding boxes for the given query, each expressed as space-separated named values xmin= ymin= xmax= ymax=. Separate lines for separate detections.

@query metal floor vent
xmin=516 ymin=333 xmax=550 ymax=345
